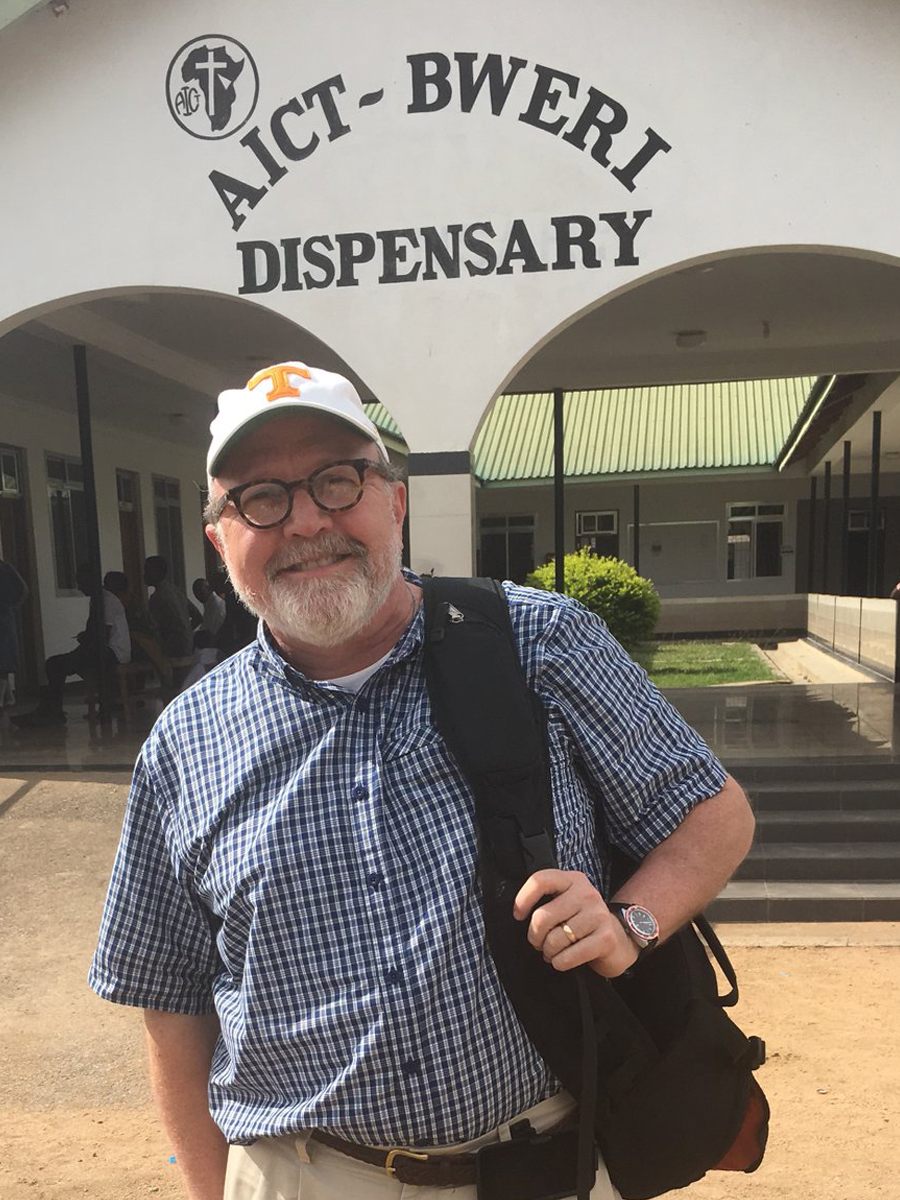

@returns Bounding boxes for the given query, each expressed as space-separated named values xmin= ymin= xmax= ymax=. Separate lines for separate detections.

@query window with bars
xmin=1 ymin=446 xmax=22 ymax=496
xmin=46 ymin=454 xmax=89 ymax=592
xmin=575 ymin=509 xmax=619 ymax=557
xmin=153 ymin=475 xmax=186 ymax=590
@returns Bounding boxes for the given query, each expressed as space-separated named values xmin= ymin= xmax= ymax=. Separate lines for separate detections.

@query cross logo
xmin=166 ymin=35 xmax=259 ymax=141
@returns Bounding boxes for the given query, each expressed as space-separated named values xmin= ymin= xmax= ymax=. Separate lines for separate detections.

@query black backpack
xmin=422 ymin=577 xmax=769 ymax=1200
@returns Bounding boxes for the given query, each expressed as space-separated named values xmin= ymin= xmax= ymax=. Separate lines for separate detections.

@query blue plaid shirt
xmin=89 ymin=580 xmax=726 ymax=1148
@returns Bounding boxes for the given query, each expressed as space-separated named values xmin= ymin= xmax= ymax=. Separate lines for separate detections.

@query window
xmin=727 ymin=502 xmax=784 ymax=580
xmin=479 ymin=515 xmax=535 ymax=582
xmin=47 ymin=453 xmax=89 ymax=592
xmin=1 ymin=446 xmax=22 ymax=496
xmin=847 ymin=509 xmax=885 ymax=531
xmin=153 ymin=475 xmax=186 ymax=590
xmin=575 ymin=510 xmax=619 ymax=557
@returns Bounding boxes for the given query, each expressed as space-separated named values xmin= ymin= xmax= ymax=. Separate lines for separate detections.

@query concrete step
xmin=745 ymin=779 xmax=900 ymax=812
xmin=729 ymin=759 xmax=900 ymax=784
xmin=709 ymin=880 xmax=900 ymax=922
xmin=737 ymin=842 xmax=900 ymax=881
xmin=755 ymin=809 xmax=900 ymax=841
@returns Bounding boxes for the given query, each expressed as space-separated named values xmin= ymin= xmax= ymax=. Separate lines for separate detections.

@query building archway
xmin=469 ymin=244 xmax=900 ymax=606
xmin=0 ymin=287 xmax=407 ymax=686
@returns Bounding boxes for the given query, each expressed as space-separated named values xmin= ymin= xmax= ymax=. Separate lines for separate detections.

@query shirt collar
xmin=252 ymin=567 xmax=425 ymax=690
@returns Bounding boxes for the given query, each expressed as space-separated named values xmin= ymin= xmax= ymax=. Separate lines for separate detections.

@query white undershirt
xmin=325 ymin=648 xmax=393 ymax=693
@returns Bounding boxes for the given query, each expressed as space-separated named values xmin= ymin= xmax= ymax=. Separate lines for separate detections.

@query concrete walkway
xmin=760 ymin=637 xmax=874 ymax=685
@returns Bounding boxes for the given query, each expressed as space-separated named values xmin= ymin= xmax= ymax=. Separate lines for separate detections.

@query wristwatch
xmin=608 ymin=902 xmax=660 ymax=959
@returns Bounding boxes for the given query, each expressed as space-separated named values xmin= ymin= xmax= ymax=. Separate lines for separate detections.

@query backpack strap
xmin=421 ymin=577 xmax=653 ymax=1200
xmin=422 ymin=577 xmax=557 ymax=879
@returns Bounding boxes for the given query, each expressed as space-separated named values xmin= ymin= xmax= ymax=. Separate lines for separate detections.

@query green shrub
xmin=526 ymin=548 xmax=660 ymax=649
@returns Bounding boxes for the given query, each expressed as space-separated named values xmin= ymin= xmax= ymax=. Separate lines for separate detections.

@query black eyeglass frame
xmin=209 ymin=457 xmax=392 ymax=529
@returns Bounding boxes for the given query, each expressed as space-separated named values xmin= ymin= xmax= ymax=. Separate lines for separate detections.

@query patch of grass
xmin=632 ymin=640 xmax=779 ymax=688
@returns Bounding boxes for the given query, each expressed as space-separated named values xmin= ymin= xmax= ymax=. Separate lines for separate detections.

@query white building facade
xmin=3 ymin=0 xmax=900 ymax=678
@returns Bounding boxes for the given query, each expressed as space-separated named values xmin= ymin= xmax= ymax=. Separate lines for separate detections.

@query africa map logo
xmin=166 ymin=35 xmax=259 ymax=140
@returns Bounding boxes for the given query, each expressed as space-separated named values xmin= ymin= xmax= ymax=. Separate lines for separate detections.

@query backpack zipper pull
xmin=428 ymin=600 xmax=466 ymax=642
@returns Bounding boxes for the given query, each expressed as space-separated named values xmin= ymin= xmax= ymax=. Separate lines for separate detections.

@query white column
xmin=407 ymin=466 xmax=475 ymax=577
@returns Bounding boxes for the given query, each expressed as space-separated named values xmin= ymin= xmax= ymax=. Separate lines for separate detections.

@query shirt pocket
xmin=379 ymin=723 xmax=468 ymax=796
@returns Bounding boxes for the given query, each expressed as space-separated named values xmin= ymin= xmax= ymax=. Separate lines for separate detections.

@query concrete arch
xmin=0 ymin=284 xmax=384 ymax=403
xmin=475 ymin=242 xmax=900 ymax=446
xmin=0 ymin=284 xmax=411 ymax=673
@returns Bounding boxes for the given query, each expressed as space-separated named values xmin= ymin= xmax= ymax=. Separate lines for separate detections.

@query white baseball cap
xmin=207 ymin=361 xmax=388 ymax=476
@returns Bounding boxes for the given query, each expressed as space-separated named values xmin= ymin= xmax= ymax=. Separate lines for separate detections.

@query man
xmin=13 ymin=563 xmax=130 ymax=726
xmin=0 ymin=555 xmax=28 ymax=709
xmin=90 ymin=362 xmax=754 ymax=1200
xmin=192 ymin=576 xmax=227 ymax=638
xmin=144 ymin=555 xmax=199 ymax=659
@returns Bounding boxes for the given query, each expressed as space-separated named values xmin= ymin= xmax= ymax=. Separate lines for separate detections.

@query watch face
xmin=626 ymin=906 xmax=659 ymax=943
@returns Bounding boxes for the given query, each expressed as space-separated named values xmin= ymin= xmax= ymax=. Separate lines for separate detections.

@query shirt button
xmin=351 ymin=784 xmax=368 ymax=801
xmin=366 ymin=872 xmax=384 ymax=890
xmin=402 ymin=1059 xmax=421 ymax=1077
xmin=385 ymin=968 xmax=402 ymax=985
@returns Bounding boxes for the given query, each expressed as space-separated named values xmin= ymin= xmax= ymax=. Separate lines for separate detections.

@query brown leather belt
xmin=309 ymin=1109 xmax=577 ymax=1187
xmin=309 ymin=1129 xmax=478 ymax=1186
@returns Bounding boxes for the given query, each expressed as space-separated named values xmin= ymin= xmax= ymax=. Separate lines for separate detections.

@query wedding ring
xmin=561 ymin=922 xmax=578 ymax=945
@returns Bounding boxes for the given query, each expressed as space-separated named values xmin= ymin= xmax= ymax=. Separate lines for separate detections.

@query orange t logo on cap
xmin=246 ymin=364 xmax=312 ymax=403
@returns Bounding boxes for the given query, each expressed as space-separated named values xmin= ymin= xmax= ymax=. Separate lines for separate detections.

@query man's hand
xmin=513 ymin=869 xmax=638 ymax=978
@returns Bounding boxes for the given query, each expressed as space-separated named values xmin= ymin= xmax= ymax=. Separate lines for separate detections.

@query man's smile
xmin=276 ymin=554 xmax=350 ymax=576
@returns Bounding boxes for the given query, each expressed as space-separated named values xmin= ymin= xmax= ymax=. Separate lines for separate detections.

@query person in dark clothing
xmin=13 ymin=563 xmax=130 ymax=726
xmin=144 ymin=555 xmax=200 ymax=659
xmin=0 ymin=557 xmax=28 ymax=709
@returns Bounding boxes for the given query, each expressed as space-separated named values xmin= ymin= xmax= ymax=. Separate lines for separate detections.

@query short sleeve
xmin=88 ymin=750 xmax=220 ymax=1013
xmin=533 ymin=600 xmax=727 ymax=861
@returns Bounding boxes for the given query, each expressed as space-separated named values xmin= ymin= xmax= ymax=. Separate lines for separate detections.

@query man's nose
xmin=279 ymin=486 xmax=333 ymax=538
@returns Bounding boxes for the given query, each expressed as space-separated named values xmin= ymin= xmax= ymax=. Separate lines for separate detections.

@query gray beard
xmin=225 ymin=528 xmax=402 ymax=649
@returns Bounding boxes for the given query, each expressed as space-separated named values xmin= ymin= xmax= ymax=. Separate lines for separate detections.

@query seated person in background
xmin=144 ymin=555 xmax=200 ymax=660
xmin=214 ymin=575 xmax=258 ymax=659
xmin=123 ymin=579 xmax=175 ymax=690
xmin=192 ymin=576 xmax=226 ymax=638
xmin=181 ymin=629 xmax=220 ymax=691
xmin=13 ymin=563 xmax=130 ymax=727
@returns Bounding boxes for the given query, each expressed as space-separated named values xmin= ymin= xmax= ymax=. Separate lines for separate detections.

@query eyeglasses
xmin=211 ymin=458 xmax=392 ymax=529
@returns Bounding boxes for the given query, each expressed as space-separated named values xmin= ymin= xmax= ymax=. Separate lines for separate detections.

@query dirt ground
xmin=1 ymin=772 xmax=899 ymax=1200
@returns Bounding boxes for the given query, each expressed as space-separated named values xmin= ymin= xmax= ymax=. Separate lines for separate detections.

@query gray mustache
xmin=265 ymin=535 xmax=366 ymax=580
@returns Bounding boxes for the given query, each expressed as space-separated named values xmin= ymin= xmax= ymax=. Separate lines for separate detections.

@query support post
xmin=73 ymin=345 xmax=108 ymax=718
xmin=822 ymin=461 xmax=831 ymax=593
xmin=869 ymin=411 xmax=881 ymax=597
xmin=807 ymin=475 xmax=817 ymax=594
xmin=553 ymin=388 xmax=565 ymax=594
xmin=632 ymin=483 xmax=641 ymax=575
xmin=841 ymin=441 xmax=851 ymax=596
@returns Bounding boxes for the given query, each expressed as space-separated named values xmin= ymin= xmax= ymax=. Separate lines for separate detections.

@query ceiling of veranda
xmin=3 ymin=248 xmax=900 ymax=462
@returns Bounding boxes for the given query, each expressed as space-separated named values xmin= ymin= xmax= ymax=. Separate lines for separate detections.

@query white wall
xmin=476 ymin=471 xmax=809 ymax=597
xmin=3 ymin=0 xmax=900 ymax=457
xmin=1 ymin=393 xmax=207 ymax=658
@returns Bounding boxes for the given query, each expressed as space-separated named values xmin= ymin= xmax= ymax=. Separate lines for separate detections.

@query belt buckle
xmin=384 ymin=1147 xmax=429 ymax=1178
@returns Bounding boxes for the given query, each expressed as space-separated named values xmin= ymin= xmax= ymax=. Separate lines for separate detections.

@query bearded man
xmin=90 ymin=362 xmax=754 ymax=1200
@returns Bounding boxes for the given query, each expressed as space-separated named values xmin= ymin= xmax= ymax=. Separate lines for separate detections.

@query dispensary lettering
xmin=167 ymin=47 xmax=673 ymax=292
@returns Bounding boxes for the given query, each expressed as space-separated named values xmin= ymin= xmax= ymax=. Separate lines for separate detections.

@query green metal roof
xmin=472 ymin=377 xmax=817 ymax=483
xmin=366 ymin=378 xmax=818 ymax=482
xmin=364 ymin=401 xmax=403 ymax=440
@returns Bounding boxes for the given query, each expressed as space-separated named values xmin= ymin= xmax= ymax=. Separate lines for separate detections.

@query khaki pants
xmin=225 ymin=1094 xmax=621 ymax=1200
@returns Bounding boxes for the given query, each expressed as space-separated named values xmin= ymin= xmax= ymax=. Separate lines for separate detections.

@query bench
xmin=86 ymin=655 xmax=194 ymax=724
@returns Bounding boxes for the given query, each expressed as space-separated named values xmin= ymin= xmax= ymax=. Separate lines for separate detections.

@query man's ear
xmin=391 ymin=480 xmax=407 ymax=529
xmin=204 ymin=524 xmax=225 ymax=560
